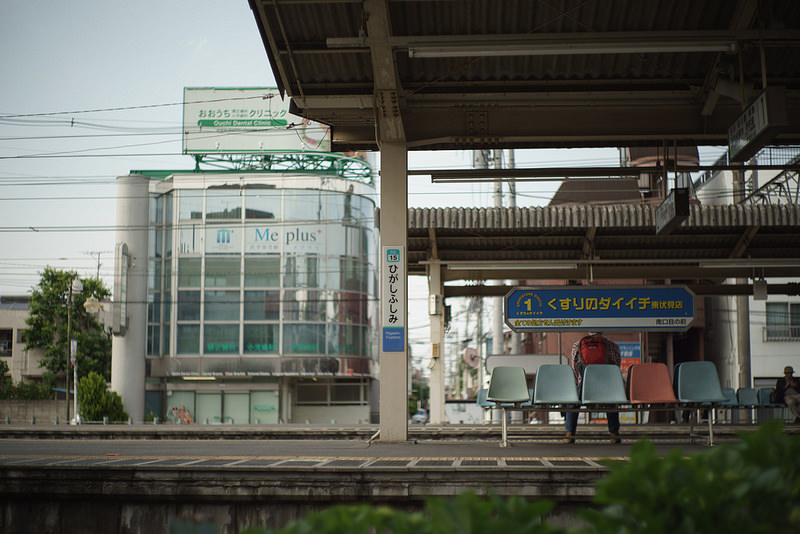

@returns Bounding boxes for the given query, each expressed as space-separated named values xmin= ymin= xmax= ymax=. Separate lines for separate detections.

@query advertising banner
xmin=505 ymin=286 xmax=695 ymax=332
xmin=183 ymin=87 xmax=330 ymax=154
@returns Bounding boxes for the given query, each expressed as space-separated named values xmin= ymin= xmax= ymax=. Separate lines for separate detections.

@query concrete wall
xmin=292 ymin=405 xmax=370 ymax=424
xmin=0 ymin=400 xmax=61 ymax=424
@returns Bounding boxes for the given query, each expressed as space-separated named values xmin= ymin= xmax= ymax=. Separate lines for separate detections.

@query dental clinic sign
xmin=205 ymin=224 xmax=325 ymax=254
xmin=183 ymin=87 xmax=331 ymax=154
xmin=505 ymin=286 xmax=695 ymax=332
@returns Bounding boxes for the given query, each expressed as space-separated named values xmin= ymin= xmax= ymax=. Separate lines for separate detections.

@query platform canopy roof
xmin=248 ymin=1 xmax=800 ymax=291
xmin=249 ymin=0 xmax=800 ymax=152
xmin=407 ymin=204 xmax=800 ymax=295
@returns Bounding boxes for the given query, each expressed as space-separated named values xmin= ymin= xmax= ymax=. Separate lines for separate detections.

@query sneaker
xmin=609 ymin=433 xmax=621 ymax=444
xmin=563 ymin=432 xmax=575 ymax=444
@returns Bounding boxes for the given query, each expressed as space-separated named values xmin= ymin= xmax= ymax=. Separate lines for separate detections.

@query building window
xmin=284 ymin=255 xmax=319 ymax=288
xmin=178 ymin=258 xmax=202 ymax=288
xmin=243 ymin=324 xmax=279 ymax=354
xmin=179 ymin=225 xmax=202 ymax=254
xmin=283 ymin=290 xmax=324 ymax=321
xmin=147 ymin=292 xmax=161 ymax=323
xmin=179 ymin=190 xmax=203 ymax=221
xmin=243 ymin=290 xmax=280 ymax=321
xmin=150 ymin=194 xmax=163 ymax=224
xmin=765 ymin=302 xmax=800 ymax=341
xmin=244 ymin=189 xmax=280 ymax=219
xmin=244 ymin=256 xmax=281 ymax=287
xmin=177 ymin=291 xmax=201 ymax=321
xmin=149 ymin=227 xmax=163 ymax=258
xmin=205 ymin=257 xmax=240 ymax=287
xmin=204 ymin=290 xmax=240 ymax=321
xmin=147 ymin=325 xmax=160 ymax=356
xmin=176 ymin=324 xmax=200 ymax=354
xmin=327 ymin=324 xmax=363 ymax=356
xmin=0 ymin=329 xmax=12 ymax=357
xmin=295 ymin=379 xmax=367 ymax=405
xmin=284 ymin=190 xmax=323 ymax=221
xmin=283 ymin=323 xmax=324 ymax=354
xmin=295 ymin=383 xmax=327 ymax=404
xmin=204 ymin=324 xmax=239 ymax=354
xmin=206 ymin=188 xmax=242 ymax=220
xmin=148 ymin=260 xmax=162 ymax=291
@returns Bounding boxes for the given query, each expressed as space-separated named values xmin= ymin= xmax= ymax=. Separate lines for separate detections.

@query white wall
xmin=749 ymin=279 xmax=800 ymax=382
xmin=0 ymin=301 xmax=45 ymax=383
xmin=445 ymin=401 xmax=484 ymax=424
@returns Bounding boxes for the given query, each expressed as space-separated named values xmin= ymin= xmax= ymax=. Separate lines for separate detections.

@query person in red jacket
xmin=564 ymin=332 xmax=622 ymax=444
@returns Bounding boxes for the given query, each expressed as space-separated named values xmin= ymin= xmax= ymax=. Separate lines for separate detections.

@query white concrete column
xmin=732 ymin=168 xmax=752 ymax=388
xmin=428 ymin=264 xmax=446 ymax=424
xmin=111 ymin=174 xmax=149 ymax=423
xmin=379 ymin=142 xmax=409 ymax=441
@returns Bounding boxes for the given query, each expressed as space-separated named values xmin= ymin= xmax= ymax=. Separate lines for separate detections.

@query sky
xmin=0 ymin=1 xmax=726 ymax=371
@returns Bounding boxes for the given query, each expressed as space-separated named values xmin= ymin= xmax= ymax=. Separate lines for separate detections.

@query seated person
xmin=774 ymin=366 xmax=800 ymax=424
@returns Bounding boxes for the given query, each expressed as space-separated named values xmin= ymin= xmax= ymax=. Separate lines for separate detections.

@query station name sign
xmin=505 ymin=286 xmax=695 ymax=332
xmin=728 ymin=86 xmax=788 ymax=163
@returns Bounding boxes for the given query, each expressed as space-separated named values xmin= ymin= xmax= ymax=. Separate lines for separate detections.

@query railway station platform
xmin=2 ymin=422 xmax=791 ymax=532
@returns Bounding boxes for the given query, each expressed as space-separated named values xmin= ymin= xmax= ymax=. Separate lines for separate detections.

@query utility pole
xmin=83 ymin=250 xmax=111 ymax=279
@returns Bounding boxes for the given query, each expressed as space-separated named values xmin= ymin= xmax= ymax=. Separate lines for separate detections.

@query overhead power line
xmin=0 ymin=93 xmax=278 ymax=119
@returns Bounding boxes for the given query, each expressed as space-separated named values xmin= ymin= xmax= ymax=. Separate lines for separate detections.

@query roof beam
xmin=728 ymin=226 xmax=760 ymax=259
xmin=364 ymin=0 xmax=405 ymax=144
xmin=327 ymin=29 xmax=800 ymax=55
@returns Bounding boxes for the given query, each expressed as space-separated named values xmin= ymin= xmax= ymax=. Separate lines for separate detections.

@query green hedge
xmin=241 ymin=420 xmax=800 ymax=534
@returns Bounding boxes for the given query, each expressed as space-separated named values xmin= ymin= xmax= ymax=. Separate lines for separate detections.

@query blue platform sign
xmin=505 ymin=286 xmax=694 ymax=332
xmin=381 ymin=246 xmax=405 ymax=352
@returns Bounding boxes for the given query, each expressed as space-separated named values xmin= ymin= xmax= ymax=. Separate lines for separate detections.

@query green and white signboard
xmin=183 ymin=87 xmax=331 ymax=154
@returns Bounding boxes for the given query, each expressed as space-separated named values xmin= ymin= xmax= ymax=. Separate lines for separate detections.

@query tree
xmin=77 ymin=371 xmax=128 ymax=422
xmin=22 ymin=267 xmax=112 ymax=382
xmin=0 ymin=361 xmax=56 ymax=400
xmin=0 ymin=361 xmax=12 ymax=398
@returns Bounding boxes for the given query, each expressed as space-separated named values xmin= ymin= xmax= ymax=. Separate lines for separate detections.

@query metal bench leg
xmin=707 ymin=416 xmax=714 ymax=447
xmin=500 ymin=407 xmax=508 ymax=447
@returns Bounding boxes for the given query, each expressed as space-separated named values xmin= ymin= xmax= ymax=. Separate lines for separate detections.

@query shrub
xmin=77 ymin=371 xmax=128 ymax=422
xmin=240 ymin=492 xmax=561 ymax=534
xmin=581 ymin=418 xmax=800 ymax=533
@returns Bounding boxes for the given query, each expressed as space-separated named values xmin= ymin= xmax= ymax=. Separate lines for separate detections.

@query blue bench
xmin=483 ymin=361 xmax=728 ymax=446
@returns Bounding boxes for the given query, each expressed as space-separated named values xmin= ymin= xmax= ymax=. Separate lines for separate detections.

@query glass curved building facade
xmin=114 ymin=164 xmax=378 ymax=424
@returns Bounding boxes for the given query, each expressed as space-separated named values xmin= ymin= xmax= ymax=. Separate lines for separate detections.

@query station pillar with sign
xmin=379 ymin=143 xmax=409 ymax=442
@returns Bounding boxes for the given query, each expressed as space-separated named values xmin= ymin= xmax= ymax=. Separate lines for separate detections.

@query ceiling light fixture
xmin=408 ymin=40 xmax=735 ymax=59
xmin=446 ymin=261 xmax=578 ymax=271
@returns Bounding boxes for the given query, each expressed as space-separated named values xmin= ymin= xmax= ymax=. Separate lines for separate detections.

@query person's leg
xmin=565 ymin=408 xmax=578 ymax=434
xmin=785 ymin=393 xmax=800 ymax=422
xmin=607 ymin=410 xmax=620 ymax=442
xmin=564 ymin=382 xmax=582 ymax=442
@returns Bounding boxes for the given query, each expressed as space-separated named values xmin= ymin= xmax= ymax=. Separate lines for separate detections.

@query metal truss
xmin=745 ymin=169 xmax=800 ymax=205
xmin=192 ymin=152 xmax=374 ymax=184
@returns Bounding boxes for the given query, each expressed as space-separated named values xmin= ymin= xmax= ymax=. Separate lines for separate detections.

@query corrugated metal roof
xmin=250 ymin=0 xmax=800 ymax=150
xmin=406 ymin=204 xmax=800 ymax=283
xmin=409 ymin=203 xmax=799 ymax=230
